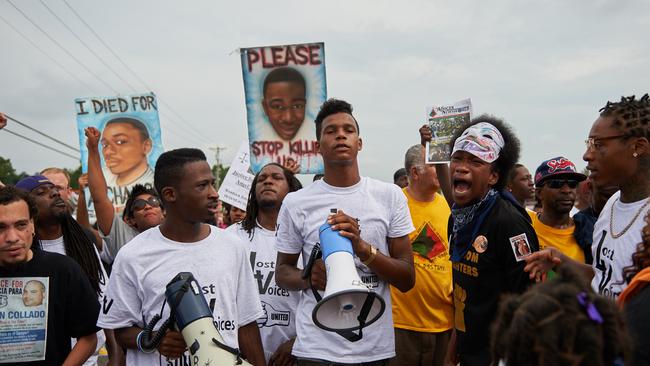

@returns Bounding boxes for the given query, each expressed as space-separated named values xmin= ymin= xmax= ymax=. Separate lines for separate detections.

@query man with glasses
xmin=85 ymin=127 xmax=164 ymax=264
xmin=529 ymin=157 xmax=592 ymax=263
xmin=526 ymin=93 xmax=650 ymax=300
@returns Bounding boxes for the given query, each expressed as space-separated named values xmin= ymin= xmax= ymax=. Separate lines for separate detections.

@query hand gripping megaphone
xmin=138 ymin=272 xmax=251 ymax=366
xmin=308 ymin=217 xmax=386 ymax=342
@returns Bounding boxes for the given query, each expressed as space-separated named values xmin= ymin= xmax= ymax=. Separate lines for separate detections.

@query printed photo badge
xmin=472 ymin=235 xmax=488 ymax=253
xmin=509 ymin=233 xmax=532 ymax=261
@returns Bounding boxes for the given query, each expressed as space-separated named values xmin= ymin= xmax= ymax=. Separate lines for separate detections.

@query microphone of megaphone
xmin=311 ymin=220 xmax=385 ymax=342
xmin=164 ymin=272 xmax=252 ymax=366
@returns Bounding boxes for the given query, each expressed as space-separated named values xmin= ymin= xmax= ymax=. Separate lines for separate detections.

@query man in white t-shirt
xmin=85 ymin=127 xmax=164 ymax=264
xmin=525 ymin=94 xmax=650 ymax=300
xmin=15 ymin=175 xmax=116 ymax=365
xmin=275 ymin=99 xmax=415 ymax=365
xmin=226 ymin=162 xmax=303 ymax=364
xmin=97 ymin=148 xmax=265 ymax=366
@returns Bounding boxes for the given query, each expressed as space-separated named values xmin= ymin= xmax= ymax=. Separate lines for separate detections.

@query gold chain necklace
xmin=609 ymin=197 xmax=650 ymax=239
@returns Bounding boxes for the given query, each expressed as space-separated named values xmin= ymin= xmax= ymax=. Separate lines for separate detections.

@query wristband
xmin=136 ymin=330 xmax=156 ymax=354
xmin=362 ymin=244 xmax=378 ymax=266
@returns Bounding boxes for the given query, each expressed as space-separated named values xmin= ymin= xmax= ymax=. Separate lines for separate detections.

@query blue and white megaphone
xmin=139 ymin=272 xmax=251 ymax=365
xmin=310 ymin=213 xmax=386 ymax=342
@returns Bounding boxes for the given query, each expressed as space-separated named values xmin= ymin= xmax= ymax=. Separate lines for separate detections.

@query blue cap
xmin=534 ymin=157 xmax=587 ymax=186
xmin=15 ymin=175 xmax=52 ymax=192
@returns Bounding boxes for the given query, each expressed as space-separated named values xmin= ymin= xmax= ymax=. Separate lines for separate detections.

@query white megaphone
xmin=311 ymin=218 xmax=386 ymax=342
xmin=139 ymin=272 xmax=251 ymax=365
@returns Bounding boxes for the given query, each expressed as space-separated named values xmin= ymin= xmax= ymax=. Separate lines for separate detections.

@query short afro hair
xmin=263 ymin=67 xmax=306 ymax=97
xmin=123 ymin=184 xmax=160 ymax=220
xmin=0 ymin=185 xmax=38 ymax=220
xmin=449 ymin=114 xmax=520 ymax=191
xmin=105 ymin=117 xmax=150 ymax=141
xmin=154 ymin=148 xmax=207 ymax=203
xmin=314 ymin=98 xmax=360 ymax=141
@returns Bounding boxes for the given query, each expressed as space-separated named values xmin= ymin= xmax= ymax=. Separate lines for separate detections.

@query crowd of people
xmin=0 ymin=93 xmax=649 ymax=366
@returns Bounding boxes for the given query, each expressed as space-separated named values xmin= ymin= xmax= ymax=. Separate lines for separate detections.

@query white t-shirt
xmin=99 ymin=214 xmax=140 ymax=264
xmin=39 ymin=237 xmax=108 ymax=366
xmin=591 ymin=191 xmax=650 ymax=299
xmin=226 ymin=222 xmax=301 ymax=362
xmin=97 ymin=225 xmax=263 ymax=366
xmin=275 ymin=177 xmax=414 ymax=363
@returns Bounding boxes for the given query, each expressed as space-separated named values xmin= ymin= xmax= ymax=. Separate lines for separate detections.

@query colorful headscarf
xmin=452 ymin=122 xmax=505 ymax=163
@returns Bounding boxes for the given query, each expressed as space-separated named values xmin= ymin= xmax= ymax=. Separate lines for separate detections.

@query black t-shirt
xmin=0 ymin=249 xmax=100 ymax=365
xmin=450 ymin=196 xmax=539 ymax=366
xmin=625 ymin=284 xmax=650 ymax=366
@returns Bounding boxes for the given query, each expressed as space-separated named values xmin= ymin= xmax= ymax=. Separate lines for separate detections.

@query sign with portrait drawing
xmin=240 ymin=42 xmax=326 ymax=174
xmin=75 ymin=92 xmax=164 ymax=214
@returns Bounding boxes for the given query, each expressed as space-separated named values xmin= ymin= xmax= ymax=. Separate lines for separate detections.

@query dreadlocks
xmin=600 ymin=94 xmax=650 ymax=140
xmin=241 ymin=163 xmax=302 ymax=239
xmin=491 ymin=265 xmax=628 ymax=366
xmin=35 ymin=214 xmax=104 ymax=295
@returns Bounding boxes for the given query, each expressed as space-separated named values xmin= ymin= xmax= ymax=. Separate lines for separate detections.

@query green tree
xmin=0 ymin=156 xmax=28 ymax=185
xmin=211 ymin=164 xmax=229 ymax=188
xmin=67 ymin=165 xmax=82 ymax=190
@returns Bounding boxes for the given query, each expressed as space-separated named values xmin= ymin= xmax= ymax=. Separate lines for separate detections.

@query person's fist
xmin=0 ymin=113 xmax=7 ymax=130
xmin=85 ymin=127 xmax=101 ymax=149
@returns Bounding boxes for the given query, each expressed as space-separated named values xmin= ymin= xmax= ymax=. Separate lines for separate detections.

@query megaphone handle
xmin=333 ymin=293 xmax=376 ymax=343
xmin=211 ymin=338 xmax=244 ymax=365
xmin=302 ymin=243 xmax=323 ymax=302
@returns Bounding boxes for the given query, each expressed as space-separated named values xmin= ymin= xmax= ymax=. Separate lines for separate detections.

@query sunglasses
xmin=132 ymin=197 xmax=161 ymax=212
xmin=539 ymin=179 xmax=579 ymax=189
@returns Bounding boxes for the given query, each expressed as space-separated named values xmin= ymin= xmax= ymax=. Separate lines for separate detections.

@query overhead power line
xmin=2 ymin=128 xmax=79 ymax=160
xmin=5 ymin=114 xmax=79 ymax=152
xmin=38 ymin=0 xmax=140 ymax=93
xmin=6 ymin=0 xmax=119 ymax=93
xmin=0 ymin=13 xmax=97 ymax=93
xmin=60 ymin=0 xmax=213 ymax=146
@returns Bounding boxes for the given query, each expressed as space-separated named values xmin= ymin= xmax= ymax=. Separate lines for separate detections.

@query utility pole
xmin=209 ymin=145 xmax=227 ymax=189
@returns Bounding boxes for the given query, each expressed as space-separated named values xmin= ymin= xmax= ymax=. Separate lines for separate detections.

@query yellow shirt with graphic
xmin=391 ymin=189 xmax=453 ymax=332
xmin=528 ymin=211 xmax=586 ymax=263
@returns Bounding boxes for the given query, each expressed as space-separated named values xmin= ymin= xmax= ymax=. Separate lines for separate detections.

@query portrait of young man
xmin=100 ymin=116 xmax=154 ymax=188
xmin=261 ymin=67 xmax=307 ymax=142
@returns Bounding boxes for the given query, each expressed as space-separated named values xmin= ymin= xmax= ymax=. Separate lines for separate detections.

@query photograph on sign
xmin=426 ymin=98 xmax=472 ymax=164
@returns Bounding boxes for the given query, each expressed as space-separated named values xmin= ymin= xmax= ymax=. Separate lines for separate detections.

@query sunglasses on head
xmin=539 ymin=179 xmax=579 ymax=189
xmin=132 ymin=197 xmax=161 ymax=212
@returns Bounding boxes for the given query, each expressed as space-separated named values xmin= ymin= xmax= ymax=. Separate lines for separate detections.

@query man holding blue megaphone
xmin=275 ymin=99 xmax=415 ymax=366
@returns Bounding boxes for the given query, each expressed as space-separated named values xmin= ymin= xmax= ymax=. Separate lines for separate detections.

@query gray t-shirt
xmin=99 ymin=214 xmax=139 ymax=264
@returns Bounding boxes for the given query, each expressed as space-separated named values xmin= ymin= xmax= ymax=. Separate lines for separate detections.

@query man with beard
xmin=226 ymin=163 xmax=303 ymax=365
xmin=0 ymin=185 xmax=100 ymax=365
xmin=15 ymin=175 xmax=120 ymax=366
xmin=275 ymin=99 xmax=415 ymax=365
xmin=85 ymin=127 xmax=164 ymax=264
xmin=98 ymin=148 xmax=265 ymax=365
xmin=444 ymin=116 xmax=539 ymax=366
xmin=528 ymin=157 xmax=591 ymax=263
xmin=526 ymin=94 xmax=650 ymax=300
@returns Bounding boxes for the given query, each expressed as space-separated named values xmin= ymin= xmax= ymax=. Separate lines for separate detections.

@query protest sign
xmin=0 ymin=277 xmax=49 ymax=363
xmin=75 ymin=92 xmax=164 ymax=214
xmin=218 ymin=141 xmax=255 ymax=211
xmin=240 ymin=42 xmax=326 ymax=174
xmin=426 ymin=98 xmax=473 ymax=164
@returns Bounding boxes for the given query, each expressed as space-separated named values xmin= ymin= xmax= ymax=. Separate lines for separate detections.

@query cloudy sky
xmin=1 ymin=0 xmax=649 ymax=183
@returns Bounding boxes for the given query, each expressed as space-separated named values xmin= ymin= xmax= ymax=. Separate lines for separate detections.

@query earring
xmin=633 ymin=152 xmax=639 ymax=158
